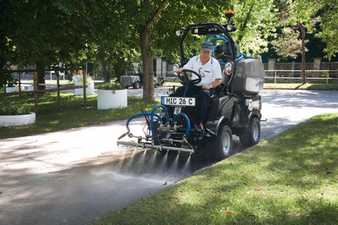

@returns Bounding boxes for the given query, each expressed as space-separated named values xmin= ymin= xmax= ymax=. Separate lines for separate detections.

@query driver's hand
xmin=202 ymin=85 xmax=210 ymax=90
xmin=175 ymin=68 xmax=184 ymax=76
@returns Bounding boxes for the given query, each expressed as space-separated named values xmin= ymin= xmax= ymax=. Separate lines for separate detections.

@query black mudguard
xmin=205 ymin=96 xmax=236 ymax=136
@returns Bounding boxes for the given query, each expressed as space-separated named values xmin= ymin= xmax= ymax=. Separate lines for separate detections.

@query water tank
xmin=231 ymin=58 xmax=265 ymax=95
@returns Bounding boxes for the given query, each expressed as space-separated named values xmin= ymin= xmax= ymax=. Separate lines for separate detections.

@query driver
xmin=176 ymin=42 xmax=223 ymax=130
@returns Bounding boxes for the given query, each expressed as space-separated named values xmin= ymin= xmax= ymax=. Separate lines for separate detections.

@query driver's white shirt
xmin=183 ymin=55 xmax=222 ymax=86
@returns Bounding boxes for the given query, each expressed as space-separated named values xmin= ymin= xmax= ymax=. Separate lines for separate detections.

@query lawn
xmin=264 ymin=82 xmax=338 ymax=90
xmin=96 ymin=113 xmax=338 ymax=225
xmin=0 ymin=93 xmax=153 ymax=139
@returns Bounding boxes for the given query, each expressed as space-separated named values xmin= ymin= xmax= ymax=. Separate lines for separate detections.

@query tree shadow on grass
xmin=260 ymin=115 xmax=338 ymax=190
xmin=96 ymin=114 xmax=338 ymax=225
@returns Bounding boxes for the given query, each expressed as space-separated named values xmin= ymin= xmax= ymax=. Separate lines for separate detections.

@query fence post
xmin=82 ymin=65 xmax=87 ymax=108
xmin=274 ymin=71 xmax=277 ymax=84
xmin=56 ymin=69 xmax=60 ymax=109
xmin=33 ymin=69 xmax=38 ymax=113
xmin=18 ymin=72 xmax=22 ymax=96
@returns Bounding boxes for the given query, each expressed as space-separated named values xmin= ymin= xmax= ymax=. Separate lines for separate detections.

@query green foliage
xmin=1 ymin=0 xmax=337 ymax=81
xmin=285 ymin=0 xmax=318 ymax=27
xmin=316 ymin=0 xmax=338 ymax=58
xmin=271 ymin=27 xmax=307 ymax=59
xmin=86 ymin=1 xmax=139 ymax=80
xmin=273 ymin=0 xmax=338 ymax=59
xmin=0 ymin=71 xmax=13 ymax=87
xmin=95 ymin=82 xmax=122 ymax=90
xmin=2 ymin=0 xmax=90 ymax=66
xmin=152 ymin=0 xmax=230 ymax=61
xmin=0 ymin=98 xmax=31 ymax=115
xmin=0 ymin=1 xmax=14 ymax=86
xmin=232 ymin=0 xmax=278 ymax=55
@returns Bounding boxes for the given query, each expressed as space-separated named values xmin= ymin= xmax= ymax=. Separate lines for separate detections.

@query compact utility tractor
xmin=117 ymin=20 xmax=265 ymax=159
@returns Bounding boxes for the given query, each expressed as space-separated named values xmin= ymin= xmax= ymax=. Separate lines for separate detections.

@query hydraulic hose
xmin=174 ymin=112 xmax=192 ymax=135
xmin=118 ymin=110 xmax=162 ymax=140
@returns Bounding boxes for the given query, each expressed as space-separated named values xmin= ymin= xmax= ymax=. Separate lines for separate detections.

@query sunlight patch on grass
xmin=0 ymin=93 xmax=153 ymax=138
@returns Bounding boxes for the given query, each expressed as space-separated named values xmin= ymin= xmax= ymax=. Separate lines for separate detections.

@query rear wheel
xmin=211 ymin=124 xmax=233 ymax=160
xmin=239 ymin=117 xmax=261 ymax=147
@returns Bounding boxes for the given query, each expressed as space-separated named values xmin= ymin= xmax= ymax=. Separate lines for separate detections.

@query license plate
xmin=161 ymin=96 xmax=196 ymax=107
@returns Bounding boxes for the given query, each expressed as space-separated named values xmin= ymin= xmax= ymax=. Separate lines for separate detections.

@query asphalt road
xmin=1 ymin=90 xmax=338 ymax=225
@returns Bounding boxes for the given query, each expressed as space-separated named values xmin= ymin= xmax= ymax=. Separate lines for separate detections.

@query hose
xmin=119 ymin=104 xmax=191 ymax=140
xmin=120 ymin=109 xmax=162 ymax=140
xmin=174 ymin=112 xmax=192 ymax=135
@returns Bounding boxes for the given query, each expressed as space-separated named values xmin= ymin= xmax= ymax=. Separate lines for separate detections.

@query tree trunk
xmin=138 ymin=0 xmax=169 ymax=103
xmin=36 ymin=62 xmax=45 ymax=91
xmin=102 ymin=60 xmax=110 ymax=83
xmin=140 ymin=29 xmax=154 ymax=103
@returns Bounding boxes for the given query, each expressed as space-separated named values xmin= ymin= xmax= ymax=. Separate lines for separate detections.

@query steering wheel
xmin=178 ymin=69 xmax=202 ymax=85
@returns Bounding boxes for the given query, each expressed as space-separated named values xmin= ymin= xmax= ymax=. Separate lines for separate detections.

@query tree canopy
xmin=1 ymin=0 xmax=337 ymax=98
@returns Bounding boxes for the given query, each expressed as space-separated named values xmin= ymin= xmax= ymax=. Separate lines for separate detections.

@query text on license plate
xmin=161 ymin=97 xmax=196 ymax=106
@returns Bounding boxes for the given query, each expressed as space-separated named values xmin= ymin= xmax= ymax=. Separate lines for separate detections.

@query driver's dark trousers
xmin=170 ymin=85 xmax=210 ymax=125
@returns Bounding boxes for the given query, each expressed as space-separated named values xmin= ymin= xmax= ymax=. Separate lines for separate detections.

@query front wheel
xmin=239 ymin=117 xmax=261 ymax=147
xmin=211 ymin=124 xmax=233 ymax=160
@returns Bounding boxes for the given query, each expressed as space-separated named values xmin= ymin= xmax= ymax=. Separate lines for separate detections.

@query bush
xmin=95 ymin=82 xmax=122 ymax=90
xmin=0 ymin=102 xmax=32 ymax=115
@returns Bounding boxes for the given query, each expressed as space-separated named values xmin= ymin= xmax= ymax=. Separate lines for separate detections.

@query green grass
xmin=0 ymin=93 xmax=153 ymax=139
xmin=264 ymin=82 xmax=338 ymax=90
xmin=96 ymin=113 xmax=338 ymax=225
xmin=162 ymin=81 xmax=182 ymax=87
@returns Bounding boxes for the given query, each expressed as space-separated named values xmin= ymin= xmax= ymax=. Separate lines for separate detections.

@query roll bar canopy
xmin=177 ymin=23 xmax=236 ymax=66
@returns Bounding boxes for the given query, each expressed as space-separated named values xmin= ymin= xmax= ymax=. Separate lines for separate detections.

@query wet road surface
xmin=1 ymin=90 xmax=338 ymax=225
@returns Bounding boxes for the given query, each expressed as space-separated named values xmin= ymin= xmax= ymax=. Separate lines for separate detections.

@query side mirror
xmin=176 ymin=30 xmax=183 ymax=37
xmin=226 ymin=24 xmax=237 ymax=32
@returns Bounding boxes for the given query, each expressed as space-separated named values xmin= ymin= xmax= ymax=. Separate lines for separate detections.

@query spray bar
xmin=117 ymin=140 xmax=195 ymax=154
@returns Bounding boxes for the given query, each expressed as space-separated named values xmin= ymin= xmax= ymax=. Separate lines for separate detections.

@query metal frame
xmin=265 ymin=69 xmax=338 ymax=84
xmin=178 ymin=23 xmax=236 ymax=66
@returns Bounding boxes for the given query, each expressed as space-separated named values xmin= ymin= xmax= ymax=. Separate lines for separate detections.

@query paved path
xmin=1 ymin=90 xmax=338 ymax=225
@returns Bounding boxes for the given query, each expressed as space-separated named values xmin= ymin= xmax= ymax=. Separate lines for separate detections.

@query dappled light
xmin=0 ymin=95 xmax=153 ymax=139
xmin=97 ymin=114 xmax=338 ymax=225
xmin=1 ymin=90 xmax=338 ymax=225
xmin=1 ymin=0 xmax=338 ymax=224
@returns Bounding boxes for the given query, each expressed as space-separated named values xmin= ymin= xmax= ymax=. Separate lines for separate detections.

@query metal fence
xmin=265 ymin=70 xmax=338 ymax=84
xmin=263 ymin=62 xmax=338 ymax=83
xmin=2 ymin=68 xmax=89 ymax=112
xmin=263 ymin=62 xmax=338 ymax=71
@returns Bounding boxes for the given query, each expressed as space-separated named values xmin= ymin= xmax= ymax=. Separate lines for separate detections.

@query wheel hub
xmin=252 ymin=120 xmax=260 ymax=142
xmin=222 ymin=130 xmax=231 ymax=155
